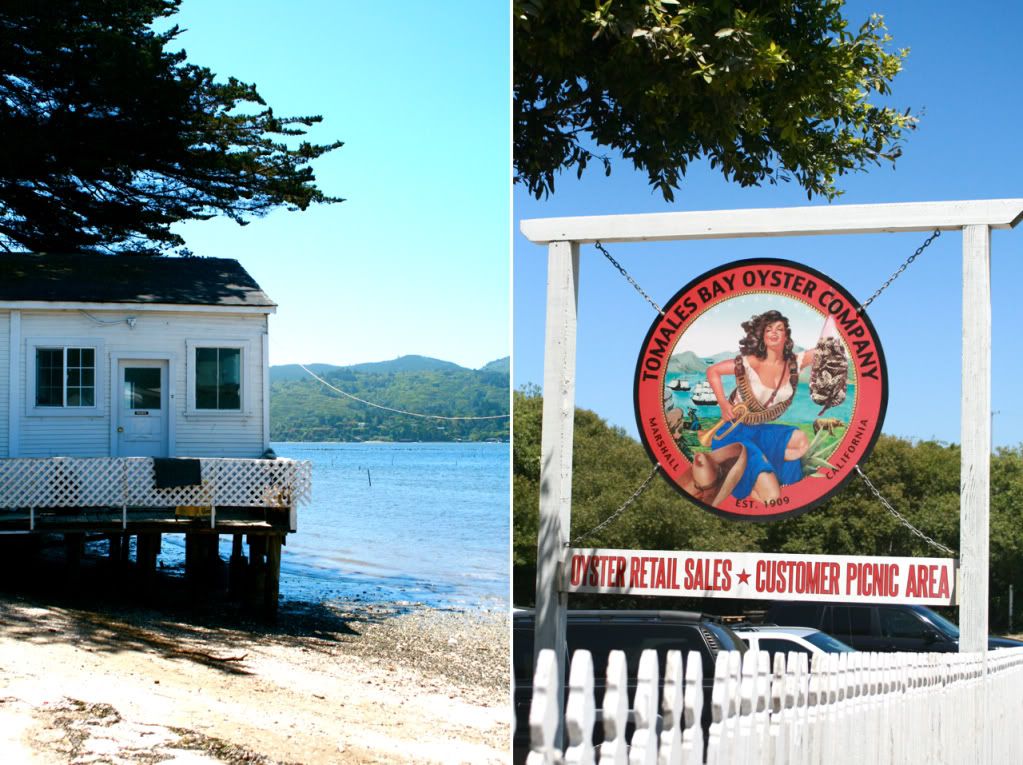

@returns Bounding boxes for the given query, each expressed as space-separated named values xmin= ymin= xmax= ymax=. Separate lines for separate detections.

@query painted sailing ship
xmin=690 ymin=381 xmax=718 ymax=406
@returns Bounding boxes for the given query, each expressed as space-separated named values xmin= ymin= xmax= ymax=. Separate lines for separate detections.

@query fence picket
xmin=753 ymin=651 xmax=771 ymax=763
xmin=527 ymin=648 xmax=562 ymax=765
xmin=565 ymin=650 xmax=596 ymax=765
xmin=526 ymin=646 xmax=1023 ymax=765
xmin=706 ymin=652 xmax=730 ymax=765
xmin=658 ymin=650 xmax=684 ymax=765
xmin=680 ymin=651 xmax=704 ymax=765
xmin=600 ymin=651 xmax=629 ymax=765
xmin=630 ymin=650 xmax=659 ymax=765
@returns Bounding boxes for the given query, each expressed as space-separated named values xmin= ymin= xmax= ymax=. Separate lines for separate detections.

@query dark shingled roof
xmin=0 ymin=254 xmax=275 ymax=307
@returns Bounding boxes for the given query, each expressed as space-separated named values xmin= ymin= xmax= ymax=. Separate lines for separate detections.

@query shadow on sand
xmin=0 ymin=534 xmax=409 ymax=675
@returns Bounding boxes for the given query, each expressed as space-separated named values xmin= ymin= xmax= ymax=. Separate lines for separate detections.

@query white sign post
xmin=526 ymin=200 xmax=1023 ymax=725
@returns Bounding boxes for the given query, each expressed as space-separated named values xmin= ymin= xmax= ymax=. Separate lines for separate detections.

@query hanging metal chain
xmin=570 ymin=464 xmax=662 ymax=545
xmin=595 ymin=241 xmax=664 ymax=315
xmin=854 ymin=466 xmax=956 ymax=556
xmin=857 ymin=229 xmax=941 ymax=313
xmin=592 ymin=233 xmax=952 ymax=554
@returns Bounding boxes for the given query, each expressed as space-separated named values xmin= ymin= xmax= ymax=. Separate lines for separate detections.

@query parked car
xmin=765 ymin=601 xmax=1023 ymax=652
xmin=512 ymin=609 xmax=746 ymax=764
xmin=733 ymin=625 xmax=854 ymax=665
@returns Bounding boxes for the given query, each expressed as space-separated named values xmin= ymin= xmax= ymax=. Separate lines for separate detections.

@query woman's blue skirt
xmin=712 ymin=422 xmax=802 ymax=499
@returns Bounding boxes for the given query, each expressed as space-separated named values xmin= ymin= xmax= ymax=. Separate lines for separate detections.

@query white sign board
xmin=564 ymin=548 xmax=957 ymax=606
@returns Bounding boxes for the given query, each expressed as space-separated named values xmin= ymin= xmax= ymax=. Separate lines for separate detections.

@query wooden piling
xmin=246 ymin=534 xmax=267 ymax=611
xmin=107 ymin=533 xmax=121 ymax=564
xmin=264 ymin=534 xmax=282 ymax=619
xmin=64 ymin=533 xmax=84 ymax=589
xmin=229 ymin=534 xmax=247 ymax=597
xmin=184 ymin=533 xmax=199 ymax=582
xmin=136 ymin=533 xmax=160 ymax=587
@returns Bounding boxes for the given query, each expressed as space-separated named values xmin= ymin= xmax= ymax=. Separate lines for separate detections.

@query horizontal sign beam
xmin=564 ymin=548 xmax=957 ymax=606
xmin=521 ymin=199 xmax=1023 ymax=244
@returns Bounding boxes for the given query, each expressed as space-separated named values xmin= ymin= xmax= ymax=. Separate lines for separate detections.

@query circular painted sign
xmin=634 ymin=258 xmax=887 ymax=522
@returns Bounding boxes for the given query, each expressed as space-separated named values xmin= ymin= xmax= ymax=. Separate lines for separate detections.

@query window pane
xmin=67 ymin=346 xmax=95 ymax=407
xmin=124 ymin=368 xmax=161 ymax=409
xmin=218 ymin=348 xmax=241 ymax=409
xmin=880 ymin=608 xmax=929 ymax=639
xmin=196 ymin=348 xmax=218 ymax=408
xmin=833 ymin=606 xmax=873 ymax=637
xmin=35 ymin=348 xmax=63 ymax=406
xmin=195 ymin=347 xmax=241 ymax=410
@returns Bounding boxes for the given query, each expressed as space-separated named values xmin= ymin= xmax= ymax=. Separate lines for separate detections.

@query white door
xmin=116 ymin=360 xmax=169 ymax=457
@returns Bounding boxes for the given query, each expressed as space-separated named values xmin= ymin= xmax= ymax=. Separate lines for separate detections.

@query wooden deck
xmin=0 ymin=505 xmax=292 ymax=534
xmin=0 ymin=456 xmax=312 ymax=617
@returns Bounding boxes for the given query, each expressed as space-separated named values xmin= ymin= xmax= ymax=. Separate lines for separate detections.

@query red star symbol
xmin=737 ymin=569 xmax=751 ymax=585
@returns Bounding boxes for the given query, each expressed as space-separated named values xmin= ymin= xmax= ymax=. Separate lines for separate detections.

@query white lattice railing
xmin=527 ymin=646 xmax=1023 ymax=764
xmin=0 ymin=457 xmax=312 ymax=511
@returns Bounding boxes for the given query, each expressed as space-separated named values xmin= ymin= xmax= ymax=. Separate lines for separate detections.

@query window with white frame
xmin=35 ymin=346 xmax=96 ymax=407
xmin=194 ymin=346 xmax=242 ymax=410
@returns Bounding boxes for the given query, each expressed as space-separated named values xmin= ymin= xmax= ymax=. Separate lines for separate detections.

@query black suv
xmin=765 ymin=601 xmax=1023 ymax=652
xmin=512 ymin=609 xmax=746 ymax=763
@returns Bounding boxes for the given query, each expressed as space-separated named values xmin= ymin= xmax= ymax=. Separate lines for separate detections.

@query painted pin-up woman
xmin=702 ymin=310 xmax=815 ymax=503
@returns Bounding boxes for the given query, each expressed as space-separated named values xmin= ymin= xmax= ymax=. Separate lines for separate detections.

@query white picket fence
xmin=526 ymin=646 xmax=1023 ymax=764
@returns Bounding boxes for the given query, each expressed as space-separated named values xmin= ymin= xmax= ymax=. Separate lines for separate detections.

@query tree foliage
xmin=0 ymin=0 xmax=342 ymax=254
xmin=514 ymin=389 xmax=1023 ymax=629
xmin=514 ymin=0 xmax=916 ymax=200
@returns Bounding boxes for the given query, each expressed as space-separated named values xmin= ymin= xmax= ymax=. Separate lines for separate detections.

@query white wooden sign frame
xmin=523 ymin=198 xmax=1023 ymax=743
xmin=564 ymin=547 xmax=956 ymax=605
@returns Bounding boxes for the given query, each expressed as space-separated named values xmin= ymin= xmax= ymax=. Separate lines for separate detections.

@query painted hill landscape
xmin=270 ymin=355 xmax=509 ymax=442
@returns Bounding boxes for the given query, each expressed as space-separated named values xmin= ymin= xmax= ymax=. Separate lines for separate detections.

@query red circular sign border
xmin=633 ymin=258 xmax=888 ymax=522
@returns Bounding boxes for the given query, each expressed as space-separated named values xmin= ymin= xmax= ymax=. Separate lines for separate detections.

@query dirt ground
xmin=0 ymin=572 xmax=510 ymax=764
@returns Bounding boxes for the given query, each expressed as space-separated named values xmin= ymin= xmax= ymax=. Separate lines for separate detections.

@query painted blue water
xmin=159 ymin=442 xmax=509 ymax=612
xmin=666 ymin=373 xmax=855 ymax=426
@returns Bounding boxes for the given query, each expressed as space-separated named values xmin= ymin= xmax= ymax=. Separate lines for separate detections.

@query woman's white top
xmin=741 ymin=351 xmax=804 ymax=406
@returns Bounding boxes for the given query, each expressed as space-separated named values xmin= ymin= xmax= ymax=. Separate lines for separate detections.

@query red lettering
xmin=630 ymin=556 xmax=643 ymax=588
xmin=669 ymin=558 xmax=680 ymax=589
xmin=653 ymin=558 xmax=666 ymax=589
xmin=937 ymin=566 xmax=950 ymax=600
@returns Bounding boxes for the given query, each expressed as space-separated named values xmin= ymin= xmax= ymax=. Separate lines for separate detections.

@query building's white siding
xmin=0 ymin=311 xmax=9 ymax=457
xmin=16 ymin=309 xmax=269 ymax=458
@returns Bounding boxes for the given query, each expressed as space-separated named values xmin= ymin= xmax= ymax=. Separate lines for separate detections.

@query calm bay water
xmin=666 ymin=373 xmax=855 ymax=425
xmin=160 ymin=442 xmax=509 ymax=611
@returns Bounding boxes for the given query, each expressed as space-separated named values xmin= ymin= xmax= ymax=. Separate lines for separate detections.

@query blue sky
xmin=514 ymin=0 xmax=1023 ymax=447
xmin=167 ymin=1 xmax=509 ymax=370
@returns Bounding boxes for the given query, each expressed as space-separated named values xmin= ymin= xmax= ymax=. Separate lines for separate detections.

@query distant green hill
xmin=481 ymin=357 xmax=510 ymax=374
xmin=270 ymin=356 xmax=509 ymax=442
xmin=667 ymin=350 xmax=707 ymax=373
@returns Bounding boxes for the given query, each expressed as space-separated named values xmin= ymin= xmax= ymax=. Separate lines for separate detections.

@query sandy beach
xmin=0 ymin=581 xmax=510 ymax=763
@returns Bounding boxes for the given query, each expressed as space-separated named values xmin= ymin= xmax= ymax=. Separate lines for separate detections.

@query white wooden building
xmin=0 ymin=253 xmax=311 ymax=614
xmin=0 ymin=253 xmax=275 ymax=459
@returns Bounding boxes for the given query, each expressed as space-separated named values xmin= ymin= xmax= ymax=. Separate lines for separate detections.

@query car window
xmin=879 ymin=607 xmax=930 ymax=639
xmin=830 ymin=606 xmax=872 ymax=639
xmin=758 ymin=638 xmax=811 ymax=664
xmin=512 ymin=626 xmax=535 ymax=682
xmin=567 ymin=622 xmax=712 ymax=679
xmin=770 ymin=603 xmax=823 ymax=628
xmin=917 ymin=607 xmax=960 ymax=638
xmin=802 ymin=631 xmax=854 ymax=653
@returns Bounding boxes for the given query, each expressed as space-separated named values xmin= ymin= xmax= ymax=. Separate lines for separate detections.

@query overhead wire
xmin=298 ymin=364 xmax=510 ymax=421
